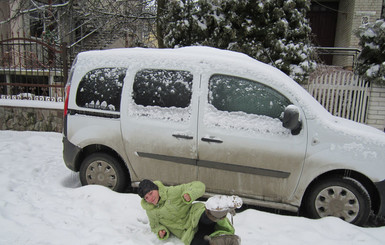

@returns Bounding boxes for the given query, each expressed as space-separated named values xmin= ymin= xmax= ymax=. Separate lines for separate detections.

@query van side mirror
xmin=282 ymin=105 xmax=302 ymax=135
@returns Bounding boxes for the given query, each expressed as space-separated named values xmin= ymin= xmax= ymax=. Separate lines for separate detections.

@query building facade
xmin=309 ymin=0 xmax=384 ymax=68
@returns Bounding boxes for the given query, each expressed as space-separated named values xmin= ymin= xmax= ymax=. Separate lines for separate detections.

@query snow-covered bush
xmin=160 ymin=0 xmax=317 ymax=84
xmin=355 ymin=19 xmax=385 ymax=85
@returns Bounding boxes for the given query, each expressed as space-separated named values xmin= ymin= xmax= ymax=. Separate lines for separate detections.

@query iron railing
xmin=0 ymin=34 xmax=68 ymax=102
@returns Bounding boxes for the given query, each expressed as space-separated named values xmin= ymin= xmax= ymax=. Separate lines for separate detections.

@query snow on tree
xmin=355 ymin=19 xmax=385 ymax=85
xmin=160 ymin=0 xmax=317 ymax=84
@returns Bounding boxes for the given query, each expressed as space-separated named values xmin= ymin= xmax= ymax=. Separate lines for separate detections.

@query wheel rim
xmin=315 ymin=185 xmax=360 ymax=223
xmin=85 ymin=160 xmax=117 ymax=189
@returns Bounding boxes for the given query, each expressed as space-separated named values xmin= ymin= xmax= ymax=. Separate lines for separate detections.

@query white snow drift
xmin=1 ymin=130 xmax=385 ymax=244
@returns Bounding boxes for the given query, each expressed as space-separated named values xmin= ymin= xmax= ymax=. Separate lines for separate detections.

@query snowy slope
xmin=0 ymin=131 xmax=384 ymax=245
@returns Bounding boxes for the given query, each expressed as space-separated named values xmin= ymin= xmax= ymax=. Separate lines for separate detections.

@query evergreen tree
xmin=160 ymin=0 xmax=317 ymax=84
xmin=355 ymin=19 xmax=385 ymax=85
xmin=161 ymin=0 xmax=204 ymax=47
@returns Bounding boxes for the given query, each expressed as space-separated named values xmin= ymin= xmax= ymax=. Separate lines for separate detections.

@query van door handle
xmin=172 ymin=134 xmax=193 ymax=140
xmin=201 ymin=137 xmax=223 ymax=143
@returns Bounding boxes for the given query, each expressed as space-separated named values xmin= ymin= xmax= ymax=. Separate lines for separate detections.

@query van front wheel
xmin=79 ymin=153 xmax=128 ymax=192
xmin=305 ymin=176 xmax=371 ymax=226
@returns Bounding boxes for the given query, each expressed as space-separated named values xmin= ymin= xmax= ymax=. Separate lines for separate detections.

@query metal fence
xmin=0 ymin=34 xmax=68 ymax=102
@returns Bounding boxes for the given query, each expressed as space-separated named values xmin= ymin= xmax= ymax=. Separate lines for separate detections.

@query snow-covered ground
xmin=1 ymin=130 xmax=385 ymax=245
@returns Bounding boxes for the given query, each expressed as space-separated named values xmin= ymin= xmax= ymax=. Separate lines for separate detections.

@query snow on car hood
xmin=316 ymin=114 xmax=385 ymax=159
xmin=331 ymin=116 xmax=385 ymax=143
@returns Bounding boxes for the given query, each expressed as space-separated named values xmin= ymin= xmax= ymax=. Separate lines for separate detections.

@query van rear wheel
xmin=305 ymin=176 xmax=371 ymax=226
xmin=79 ymin=153 xmax=128 ymax=192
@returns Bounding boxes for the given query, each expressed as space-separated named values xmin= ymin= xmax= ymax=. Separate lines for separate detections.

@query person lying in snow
xmin=138 ymin=179 xmax=241 ymax=245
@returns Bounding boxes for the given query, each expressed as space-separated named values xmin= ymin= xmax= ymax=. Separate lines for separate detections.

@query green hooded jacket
xmin=140 ymin=181 xmax=235 ymax=245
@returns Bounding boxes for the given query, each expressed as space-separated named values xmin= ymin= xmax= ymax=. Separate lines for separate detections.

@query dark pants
xmin=191 ymin=211 xmax=216 ymax=245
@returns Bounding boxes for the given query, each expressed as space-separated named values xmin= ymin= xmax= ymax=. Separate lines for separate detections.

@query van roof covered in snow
xmin=72 ymin=46 xmax=326 ymax=120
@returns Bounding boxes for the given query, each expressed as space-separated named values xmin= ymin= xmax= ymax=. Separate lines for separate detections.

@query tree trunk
xmin=157 ymin=0 xmax=165 ymax=48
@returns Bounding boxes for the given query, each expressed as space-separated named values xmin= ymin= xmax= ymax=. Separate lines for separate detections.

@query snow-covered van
xmin=63 ymin=47 xmax=385 ymax=225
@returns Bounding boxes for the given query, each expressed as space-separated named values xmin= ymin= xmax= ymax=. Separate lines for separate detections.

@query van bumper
xmin=375 ymin=179 xmax=385 ymax=216
xmin=63 ymin=136 xmax=81 ymax=172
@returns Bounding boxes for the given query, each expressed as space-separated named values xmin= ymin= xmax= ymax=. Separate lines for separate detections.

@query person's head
xmin=138 ymin=179 xmax=159 ymax=205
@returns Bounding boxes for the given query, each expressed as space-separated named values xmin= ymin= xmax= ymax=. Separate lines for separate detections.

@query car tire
xmin=305 ymin=176 xmax=371 ymax=226
xmin=79 ymin=153 xmax=129 ymax=192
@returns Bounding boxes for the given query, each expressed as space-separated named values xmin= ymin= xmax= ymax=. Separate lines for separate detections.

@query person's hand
xmin=158 ymin=230 xmax=166 ymax=238
xmin=183 ymin=193 xmax=191 ymax=202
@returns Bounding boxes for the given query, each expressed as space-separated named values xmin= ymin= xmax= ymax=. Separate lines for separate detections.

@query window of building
xmin=30 ymin=11 xmax=44 ymax=37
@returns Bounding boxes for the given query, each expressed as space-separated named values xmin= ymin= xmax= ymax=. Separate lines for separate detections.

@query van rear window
xmin=76 ymin=68 xmax=126 ymax=112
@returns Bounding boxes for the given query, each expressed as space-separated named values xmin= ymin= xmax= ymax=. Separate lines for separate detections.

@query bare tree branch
xmin=1 ymin=0 xmax=158 ymax=51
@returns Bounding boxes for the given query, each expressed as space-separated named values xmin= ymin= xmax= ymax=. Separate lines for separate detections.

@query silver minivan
xmin=63 ymin=47 xmax=385 ymax=226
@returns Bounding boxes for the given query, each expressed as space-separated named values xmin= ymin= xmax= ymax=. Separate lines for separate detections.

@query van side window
xmin=76 ymin=67 xmax=126 ymax=111
xmin=209 ymin=74 xmax=291 ymax=119
xmin=133 ymin=69 xmax=193 ymax=108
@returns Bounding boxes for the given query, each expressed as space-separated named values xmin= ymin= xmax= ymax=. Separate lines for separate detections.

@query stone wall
xmin=0 ymin=106 xmax=63 ymax=132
